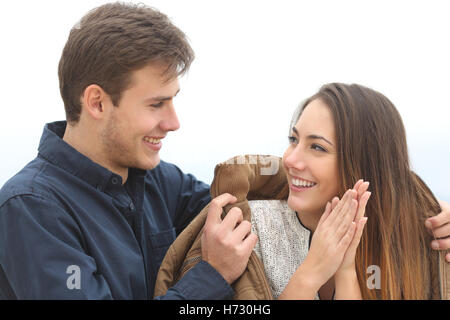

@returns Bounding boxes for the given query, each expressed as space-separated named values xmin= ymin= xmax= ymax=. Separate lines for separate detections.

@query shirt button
xmin=111 ymin=177 xmax=119 ymax=185
xmin=129 ymin=202 xmax=135 ymax=211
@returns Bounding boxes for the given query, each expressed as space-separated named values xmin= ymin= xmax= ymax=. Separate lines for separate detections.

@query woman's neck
xmin=296 ymin=210 xmax=322 ymax=233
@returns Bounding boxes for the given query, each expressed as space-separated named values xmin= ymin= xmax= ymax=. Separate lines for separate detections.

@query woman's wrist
xmin=335 ymin=265 xmax=357 ymax=282
xmin=279 ymin=261 xmax=324 ymax=299
xmin=296 ymin=260 xmax=326 ymax=292
xmin=334 ymin=267 xmax=362 ymax=300
xmin=334 ymin=268 xmax=358 ymax=281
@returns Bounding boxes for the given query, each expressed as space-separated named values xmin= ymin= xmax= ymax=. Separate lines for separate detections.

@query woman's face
xmin=283 ymin=98 xmax=340 ymax=217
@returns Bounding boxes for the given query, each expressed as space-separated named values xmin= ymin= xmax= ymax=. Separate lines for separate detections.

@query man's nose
xmin=160 ymin=103 xmax=180 ymax=132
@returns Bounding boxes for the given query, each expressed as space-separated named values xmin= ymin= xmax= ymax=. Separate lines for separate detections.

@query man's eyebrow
xmin=291 ymin=127 xmax=333 ymax=146
xmin=144 ymin=88 xmax=180 ymax=102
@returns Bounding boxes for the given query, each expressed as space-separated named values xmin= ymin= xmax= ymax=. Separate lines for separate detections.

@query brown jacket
xmin=154 ymin=155 xmax=449 ymax=299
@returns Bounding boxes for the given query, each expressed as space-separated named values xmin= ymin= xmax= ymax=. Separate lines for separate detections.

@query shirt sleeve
xmin=155 ymin=161 xmax=212 ymax=235
xmin=0 ymin=194 xmax=113 ymax=299
xmin=154 ymin=260 xmax=234 ymax=300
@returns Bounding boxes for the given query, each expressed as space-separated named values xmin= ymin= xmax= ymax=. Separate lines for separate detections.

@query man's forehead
xmin=128 ymin=64 xmax=179 ymax=93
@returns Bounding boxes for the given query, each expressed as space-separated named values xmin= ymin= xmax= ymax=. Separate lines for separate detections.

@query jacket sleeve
xmin=0 ymin=195 xmax=113 ymax=299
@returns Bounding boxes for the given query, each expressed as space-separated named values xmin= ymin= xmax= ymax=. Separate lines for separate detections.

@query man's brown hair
xmin=58 ymin=2 xmax=194 ymax=123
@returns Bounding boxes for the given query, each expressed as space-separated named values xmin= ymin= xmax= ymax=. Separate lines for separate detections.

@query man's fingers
xmin=426 ymin=201 xmax=450 ymax=229
xmin=431 ymin=223 xmax=450 ymax=240
xmin=431 ymin=237 xmax=450 ymax=251
xmin=222 ymin=207 xmax=244 ymax=230
xmin=241 ymin=232 xmax=258 ymax=253
xmin=205 ymin=193 xmax=237 ymax=226
xmin=233 ymin=220 xmax=252 ymax=241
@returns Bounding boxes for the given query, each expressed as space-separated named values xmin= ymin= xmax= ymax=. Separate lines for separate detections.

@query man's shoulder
xmin=0 ymin=157 xmax=55 ymax=207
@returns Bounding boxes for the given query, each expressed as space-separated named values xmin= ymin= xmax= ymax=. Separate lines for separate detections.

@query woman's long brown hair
xmin=294 ymin=83 xmax=441 ymax=299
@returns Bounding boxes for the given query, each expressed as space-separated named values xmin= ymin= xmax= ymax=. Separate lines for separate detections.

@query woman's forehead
xmin=295 ymin=99 xmax=335 ymax=138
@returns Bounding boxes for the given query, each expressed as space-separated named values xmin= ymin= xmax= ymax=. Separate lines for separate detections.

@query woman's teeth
xmin=292 ymin=178 xmax=316 ymax=188
xmin=144 ymin=137 xmax=161 ymax=144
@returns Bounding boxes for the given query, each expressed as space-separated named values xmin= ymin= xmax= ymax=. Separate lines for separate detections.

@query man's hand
xmin=425 ymin=199 xmax=450 ymax=262
xmin=201 ymin=193 xmax=258 ymax=284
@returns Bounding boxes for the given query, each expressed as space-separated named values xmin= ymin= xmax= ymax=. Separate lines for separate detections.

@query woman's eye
xmin=288 ymin=136 xmax=298 ymax=145
xmin=311 ymin=143 xmax=326 ymax=152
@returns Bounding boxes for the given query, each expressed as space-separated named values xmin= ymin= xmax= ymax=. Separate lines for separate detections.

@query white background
xmin=0 ymin=0 xmax=449 ymax=202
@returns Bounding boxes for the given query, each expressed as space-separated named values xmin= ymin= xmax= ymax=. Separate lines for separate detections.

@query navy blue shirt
xmin=0 ymin=121 xmax=233 ymax=299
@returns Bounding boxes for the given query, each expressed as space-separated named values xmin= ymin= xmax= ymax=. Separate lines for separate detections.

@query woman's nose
xmin=283 ymin=146 xmax=306 ymax=171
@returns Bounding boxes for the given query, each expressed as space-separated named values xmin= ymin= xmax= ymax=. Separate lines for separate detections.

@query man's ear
xmin=80 ymin=84 xmax=109 ymax=120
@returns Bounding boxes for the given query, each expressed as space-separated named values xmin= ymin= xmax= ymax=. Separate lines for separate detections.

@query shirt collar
xmin=38 ymin=121 xmax=146 ymax=191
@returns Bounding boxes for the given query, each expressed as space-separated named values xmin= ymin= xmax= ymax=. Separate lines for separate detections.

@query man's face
xmin=100 ymin=63 xmax=180 ymax=173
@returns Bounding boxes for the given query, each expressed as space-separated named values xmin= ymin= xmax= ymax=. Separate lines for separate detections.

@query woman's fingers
xmin=331 ymin=196 xmax=339 ymax=210
xmin=317 ymin=201 xmax=332 ymax=228
xmin=335 ymin=198 xmax=358 ymax=240
xmin=338 ymin=221 xmax=357 ymax=249
xmin=355 ymin=191 xmax=371 ymax=223
xmin=352 ymin=179 xmax=364 ymax=192
xmin=348 ymin=217 xmax=368 ymax=253
xmin=326 ymin=189 xmax=356 ymax=226
xmin=355 ymin=181 xmax=369 ymax=198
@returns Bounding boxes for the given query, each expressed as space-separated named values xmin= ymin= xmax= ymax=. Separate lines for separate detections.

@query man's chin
xmin=142 ymin=156 xmax=161 ymax=170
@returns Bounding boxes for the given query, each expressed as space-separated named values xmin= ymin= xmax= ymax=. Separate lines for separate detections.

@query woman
xmin=276 ymin=83 xmax=443 ymax=299
xmin=154 ymin=83 xmax=449 ymax=300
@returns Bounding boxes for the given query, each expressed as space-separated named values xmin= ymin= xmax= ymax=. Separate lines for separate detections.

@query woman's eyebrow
xmin=292 ymin=127 xmax=333 ymax=146
xmin=307 ymin=134 xmax=333 ymax=146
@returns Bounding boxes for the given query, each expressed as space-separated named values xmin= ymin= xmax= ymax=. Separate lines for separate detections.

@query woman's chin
xmin=287 ymin=196 xmax=325 ymax=216
xmin=287 ymin=196 xmax=308 ymax=213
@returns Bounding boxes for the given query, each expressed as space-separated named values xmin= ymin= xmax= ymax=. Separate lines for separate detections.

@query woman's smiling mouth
xmin=290 ymin=176 xmax=317 ymax=191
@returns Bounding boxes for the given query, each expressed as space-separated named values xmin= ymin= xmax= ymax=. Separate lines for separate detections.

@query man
xmin=0 ymin=2 xmax=448 ymax=300
xmin=0 ymin=3 xmax=256 ymax=299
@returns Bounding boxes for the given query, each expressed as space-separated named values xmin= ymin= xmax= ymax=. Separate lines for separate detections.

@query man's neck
xmin=63 ymin=123 xmax=128 ymax=184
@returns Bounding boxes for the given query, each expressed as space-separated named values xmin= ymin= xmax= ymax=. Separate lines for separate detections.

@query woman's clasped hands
xmin=280 ymin=180 xmax=371 ymax=299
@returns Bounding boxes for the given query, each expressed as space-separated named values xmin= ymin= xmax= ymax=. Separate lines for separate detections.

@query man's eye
xmin=150 ymin=102 xmax=164 ymax=108
xmin=311 ymin=143 xmax=326 ymax=152
xmin=288 ymin=136 xmax=298 ymax=144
